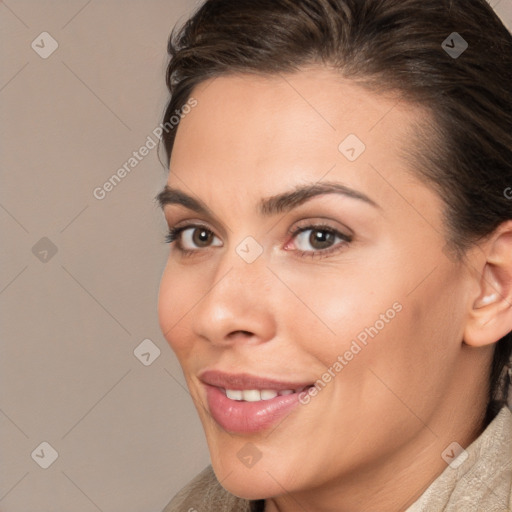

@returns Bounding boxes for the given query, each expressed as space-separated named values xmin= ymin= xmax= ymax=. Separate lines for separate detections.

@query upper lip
xmin=199 ymin=370 xmax=313 ymax=391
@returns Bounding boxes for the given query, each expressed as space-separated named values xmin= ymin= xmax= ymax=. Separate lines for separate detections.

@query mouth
xmin=222 ymin=385 xmax=312 ymax=402
xmin=199 ymin=370 xmax=315 ymax=433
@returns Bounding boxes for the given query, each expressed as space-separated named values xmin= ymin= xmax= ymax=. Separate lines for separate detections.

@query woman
xmin=155 ymin=0 xmax=512 ymax=510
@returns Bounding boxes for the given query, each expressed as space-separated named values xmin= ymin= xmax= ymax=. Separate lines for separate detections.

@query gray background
xmin=1 ymin=1 xmax=511 ymax=510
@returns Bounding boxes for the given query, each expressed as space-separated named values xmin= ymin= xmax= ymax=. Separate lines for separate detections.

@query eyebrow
xmin=155 ymin=180 xmax=380 ymax=218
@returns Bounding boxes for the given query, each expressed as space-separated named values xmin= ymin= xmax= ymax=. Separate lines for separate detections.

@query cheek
xmin=285 ymin=261 xmax=462 ymax=403
xmin=334 ymin=267 xmax=465 ymax=414
xmin=281 ymin=266 xmax=404 ymax=365
xmin=157 ymin=262 xmax=194 ymax=353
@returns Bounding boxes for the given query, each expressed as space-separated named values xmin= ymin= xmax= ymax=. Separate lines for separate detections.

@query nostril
xmin=230 ymin=330 xmax=253 ymax=338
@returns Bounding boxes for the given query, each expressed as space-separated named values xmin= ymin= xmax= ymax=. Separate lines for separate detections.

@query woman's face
xmin=157 ymin=68 xmax=474 ymax=501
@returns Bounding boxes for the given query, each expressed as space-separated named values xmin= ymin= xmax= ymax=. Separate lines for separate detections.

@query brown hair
xmin=159 ymin=0 xmax=512 ymax=424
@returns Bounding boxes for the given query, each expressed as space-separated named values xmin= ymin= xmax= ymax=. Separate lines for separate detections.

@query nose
xmin=192 ymin=246 xmax=277 ymax=347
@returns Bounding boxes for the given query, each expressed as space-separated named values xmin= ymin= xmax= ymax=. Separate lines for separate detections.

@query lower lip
xmin=204 ymin=384 xmax=304 ymax=434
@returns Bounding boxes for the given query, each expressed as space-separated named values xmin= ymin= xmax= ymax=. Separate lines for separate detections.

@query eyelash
xmin=164 ymin=222 xmax=352 ymax=259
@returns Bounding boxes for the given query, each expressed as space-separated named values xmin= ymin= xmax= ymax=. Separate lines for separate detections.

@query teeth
xmin=260 ymin=389 xmax=278 ymax=400
xmin=243 ymin=389 xmax=261 ymax=402
xmin=224 ymin=388 xmax=298 ymax=401
xmin=225 ymin=389 xmax=243 ymax=401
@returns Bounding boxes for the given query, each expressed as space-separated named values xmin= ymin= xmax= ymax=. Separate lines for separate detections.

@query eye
xmin=287 ymin=223 xmax=352 ymax=258
xmin=165 ymin=221 xmax=352 ymax=259
xmin=165 ymin=224 xmax=222 ymax=254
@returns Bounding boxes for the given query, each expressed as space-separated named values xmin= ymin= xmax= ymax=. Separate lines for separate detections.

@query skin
xmin=157 ymin=67 xmax=512 ymax=512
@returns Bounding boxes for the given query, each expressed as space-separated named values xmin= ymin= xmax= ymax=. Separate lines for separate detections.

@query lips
xmin=199 ymin=370 xmax=313 ymax=392
xmin=199 ymin=370 xmax=314 ymax=434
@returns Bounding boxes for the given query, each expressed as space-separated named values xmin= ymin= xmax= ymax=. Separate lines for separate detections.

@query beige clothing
xmin=163 ymin=406 xmax=512 ymax=512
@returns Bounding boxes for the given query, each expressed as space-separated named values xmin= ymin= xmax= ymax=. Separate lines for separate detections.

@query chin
xmin=210 ymin=453 xmax=290 ymax=501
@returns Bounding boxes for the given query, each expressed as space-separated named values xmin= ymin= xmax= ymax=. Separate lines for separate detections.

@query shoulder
xmin=407 ymin=406 xmax=512 ymax=511
xmin=161 ymin=465 xmax=254 ymax=512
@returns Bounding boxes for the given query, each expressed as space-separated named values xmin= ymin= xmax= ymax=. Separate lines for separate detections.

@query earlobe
xmin=464 ymin=221 xmax=512 ymax=347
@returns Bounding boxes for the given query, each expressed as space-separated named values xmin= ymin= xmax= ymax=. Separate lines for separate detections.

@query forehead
xmin=174 ymin=68 xmax=408 ymax=150
xmin=167 ymin=67 xmax=434 ymax=219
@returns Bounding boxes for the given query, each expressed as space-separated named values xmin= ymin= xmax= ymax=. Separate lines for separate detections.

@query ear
xmin=464 ymin=220 xmax=512 ymax=347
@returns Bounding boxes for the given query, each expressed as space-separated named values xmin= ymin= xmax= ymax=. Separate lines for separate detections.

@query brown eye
xmin=166 ymin=224 xmax=223 ymax=253
xmin=191 ymin=227 xmax=214 ymax=247
xmin=293 ymin=227 xmax=348 ymax=251
xmin=288 ymin=223 xmax=352 ymax=259
xmin=308 ymin=229 xmax=336 ymax=250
